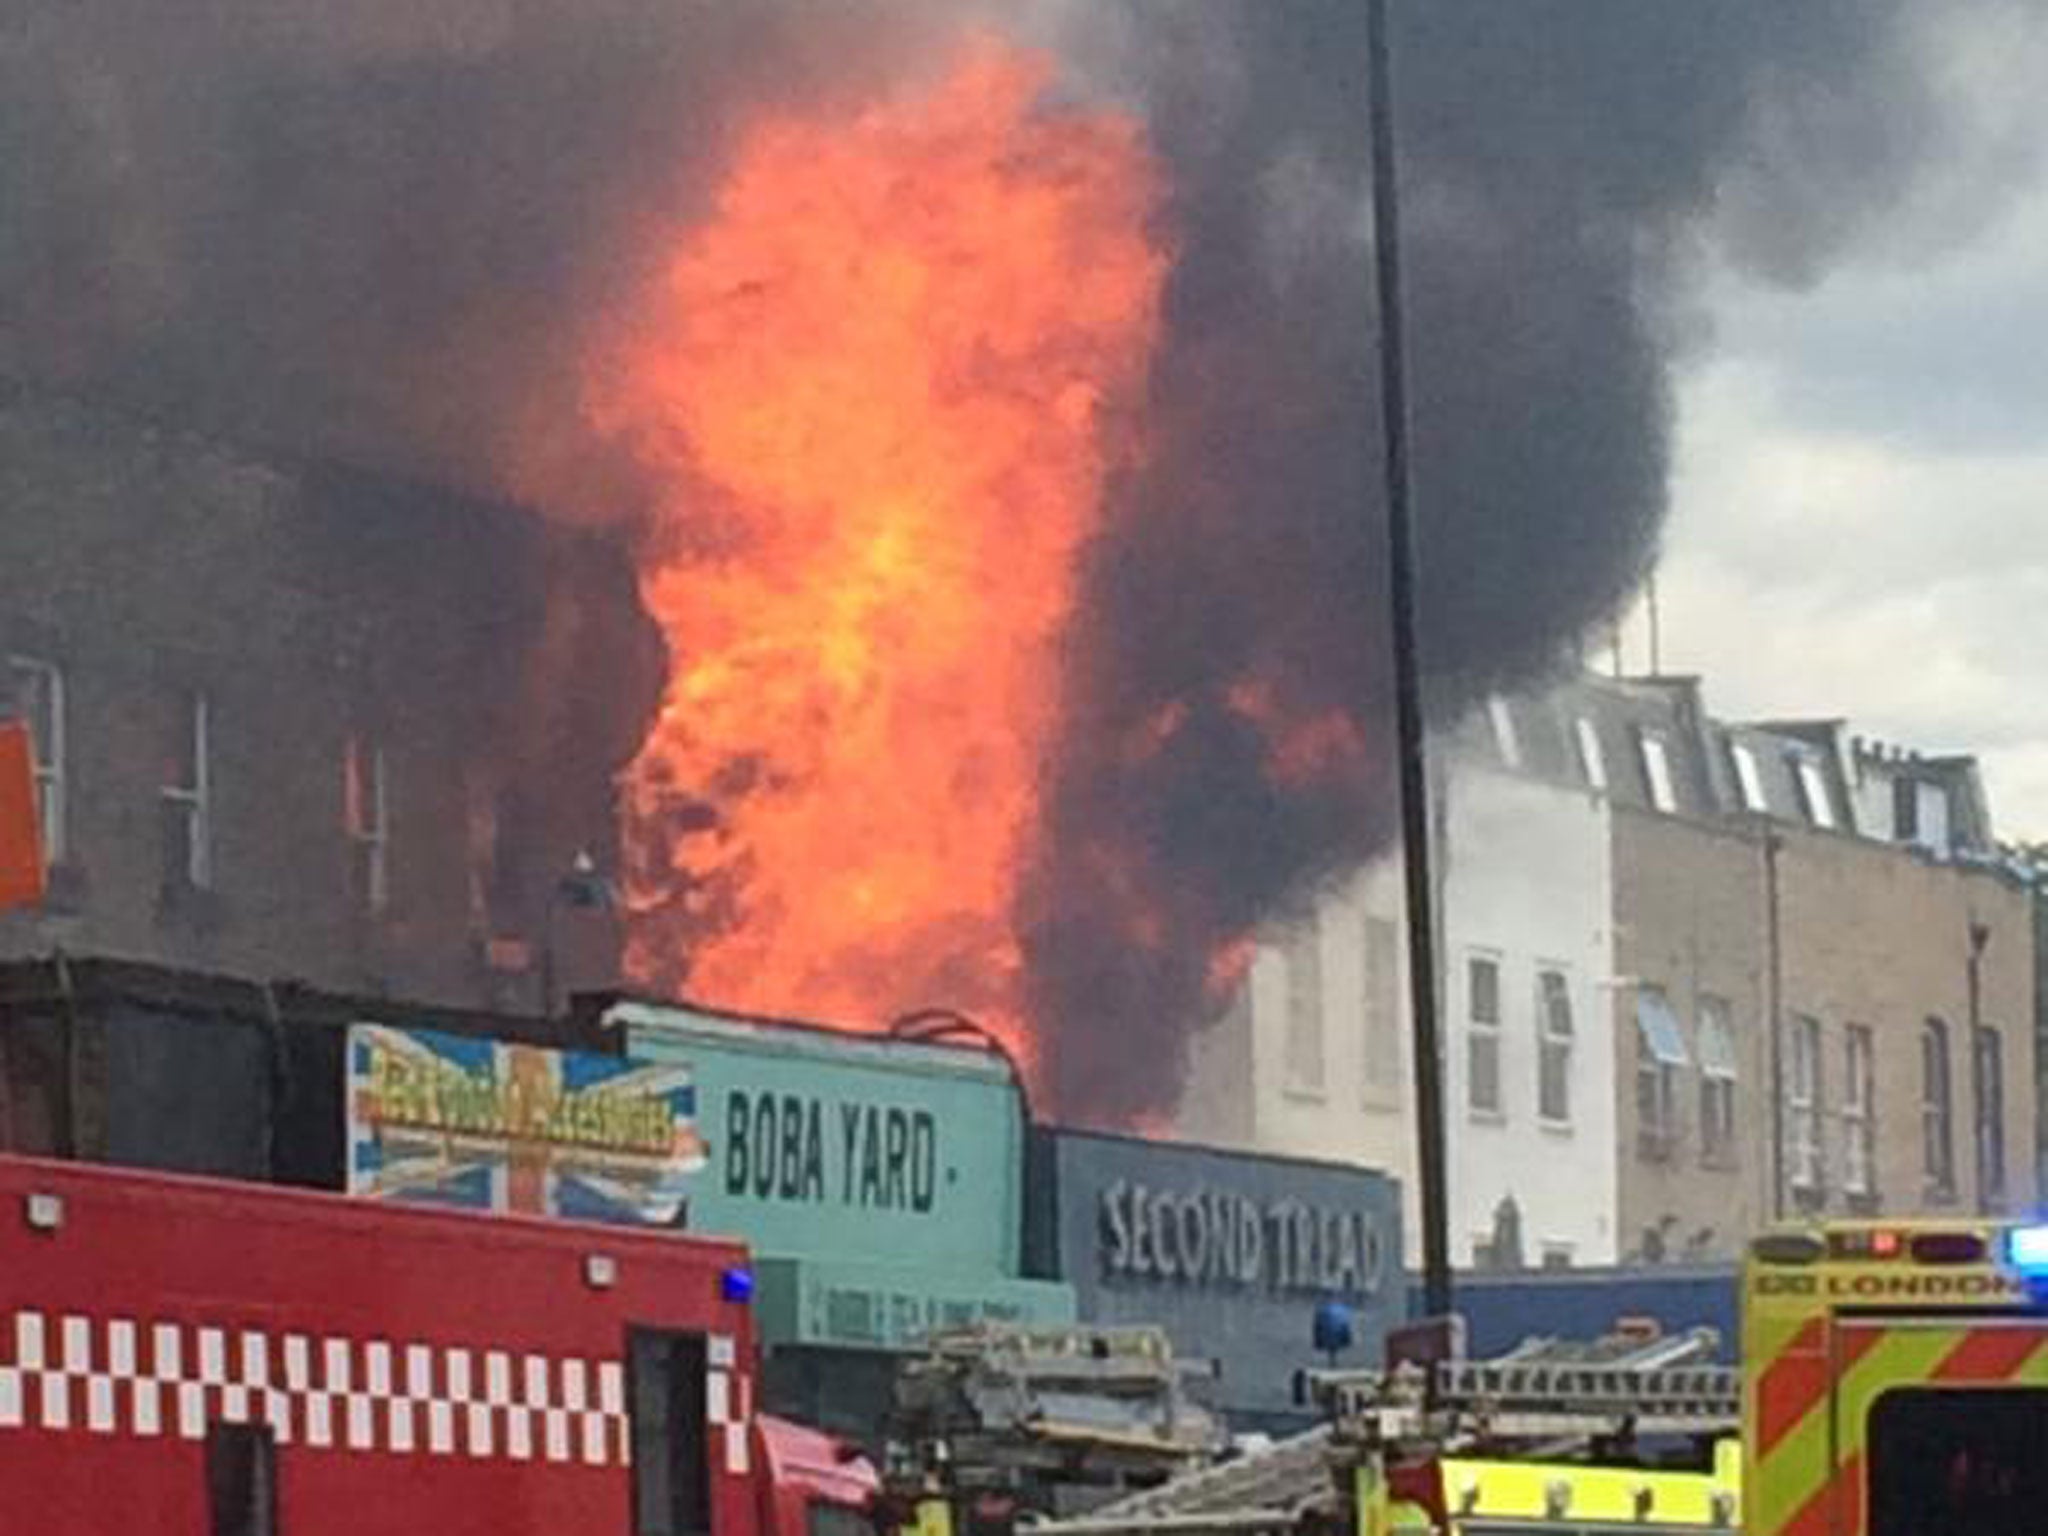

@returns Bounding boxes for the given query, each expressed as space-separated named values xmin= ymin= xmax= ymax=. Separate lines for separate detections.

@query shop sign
xmin=721 ymin=1090 xmax=938 ymax=1213
xmin=1099 ymin=1179 xmax=1386 ymax=1297
xmin=347 ymin=1024 xmax=707 ymax=1224
xmin=756 ymin=1257 xmax=1077 ymax=1351
xmin=615 ymin=1001 xmax=1029 ymax=1275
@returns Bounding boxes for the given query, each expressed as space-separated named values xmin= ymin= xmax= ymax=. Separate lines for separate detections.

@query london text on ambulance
xmin=1752 ymin=1270 xmax=2028 ymax=1299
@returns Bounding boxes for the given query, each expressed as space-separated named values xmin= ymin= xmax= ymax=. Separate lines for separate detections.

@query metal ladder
xmin=1310 ymin=1328 xmax=1739 ymax=1438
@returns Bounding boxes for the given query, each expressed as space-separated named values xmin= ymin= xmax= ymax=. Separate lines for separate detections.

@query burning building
xmin=0 ymin=0 xmax=2015 ymax=1126
xmin=0 ymin=389 xmax=659 ymax=1010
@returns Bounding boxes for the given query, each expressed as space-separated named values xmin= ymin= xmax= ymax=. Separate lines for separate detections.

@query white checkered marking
xmin=0 ymin=1310 xmax=640 ymax=1465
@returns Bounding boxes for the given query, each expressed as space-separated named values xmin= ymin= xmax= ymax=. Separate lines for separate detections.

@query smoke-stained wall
xmin=0 ymin=391 xmax=659 ymax=1008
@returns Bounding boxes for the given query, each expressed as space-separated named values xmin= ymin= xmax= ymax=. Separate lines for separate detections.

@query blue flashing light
xmin=1312 ymin=1300 xmax=1356 ymax=1356
xmin=2005 ymin=1225 xmax=2048 ymax=1274
xmin=720 ymin=1266 xmax=757 ymax=1305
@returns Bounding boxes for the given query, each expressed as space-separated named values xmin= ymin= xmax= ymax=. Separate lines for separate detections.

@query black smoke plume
xmin=1025 ymin=0 xmax=2006 ymax=1122
xmin=0 ymin=1 xmax=2016 ymax=1121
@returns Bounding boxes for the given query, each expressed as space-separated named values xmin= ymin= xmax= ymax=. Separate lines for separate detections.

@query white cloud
xmin=1654 ymin=131 xmax=2048 ymax=838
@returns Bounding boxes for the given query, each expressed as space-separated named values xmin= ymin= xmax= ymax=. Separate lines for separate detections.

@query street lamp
xmin=1364 ymin=0 xmax=1452 ymax=1322
xmin=540 ymin=849 xmax=615 ymax=1019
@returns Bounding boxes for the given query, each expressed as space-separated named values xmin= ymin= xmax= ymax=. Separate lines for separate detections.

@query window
xmin=1914 ymin=780 xmax=1950 ymax=850
xmin=161 ymin=688 xmax=213 ymax=892
xmin=629 ymin=1329 xmax=712 ymax=1536
xmin=1282 ymin=914 xmax=1324 ymax=1094
xmin=1697 ymin=994 xmax=1738 ymax=1166
xmin=1574 ymin=717 xmax=1607 ymax=789
xmin=1844 ymin=1024 xmax=1875 ymax=1198
xmin=1794 ymin=754 xmax=1838 ymax=830
xmin=1892 ymin=775 xmax=1920 ymax=841
xmin=206 ymin=1422 xmax=277 ymax=1536
xmin=1729 ymin=740 xmax=1766 ymax=812
xmin=1974 ymin=1025 xmax=2006 ymax=1206
xmin=1638 ymin=730 xmax=1677 ymax=812
xmin=1870 ymin=1387 xmax=2048 ymax=1536
xmin=1466 ymin=954 xmax=1502 ymax=1115
xmin=1540 ymin=1243 xmax=1574 ymax=1272
xmin=1922 ymin=1018 xmax=1955 ymax=1198
xmin=1916 ymin=1024 xmax=1949 ymax=1204
xmin=1536 ymin=968 xmax=1573 ymax=1123
xmin=1487 ymin=696 xmax=1521 ymax=768
xmin=343 ymin=733 xmax=390 ymax=914
xmin=1361 ymin=914 xmax=1401 ymax=1098
xmin=1634 ymin=986 xmax=1687 ymax=1156
xmin=4 ymin=657 xmax=65 ymax=867
xmin=1788 ymin=1014 xmax=1824 ymax=1197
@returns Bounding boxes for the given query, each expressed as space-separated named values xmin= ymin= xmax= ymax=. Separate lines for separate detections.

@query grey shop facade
xmin=1027 ymin=1128 xmax=1403 ymax=1430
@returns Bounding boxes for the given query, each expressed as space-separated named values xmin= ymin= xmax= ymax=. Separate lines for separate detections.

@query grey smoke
xmin=0 ymin=2 xmax=946 ymax=499
xmin=1025 ymin=0 xmax=2025 ymax=1123
xmin=0 ymin=2 xmax=2022 ymax=1123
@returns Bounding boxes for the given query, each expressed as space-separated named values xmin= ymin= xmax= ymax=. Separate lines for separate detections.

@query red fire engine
xmin=0 ymin=1153 xmax=877 ymax=1536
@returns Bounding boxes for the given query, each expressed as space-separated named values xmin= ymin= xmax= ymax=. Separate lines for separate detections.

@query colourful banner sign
xmin=347 ymin=1024 xmax=708 ymax=1225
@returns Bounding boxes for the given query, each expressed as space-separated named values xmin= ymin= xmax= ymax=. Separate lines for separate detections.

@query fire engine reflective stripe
xmin=1838 ymin=1449 xmax=1866 ymax=1536
xmin=1750 ymin=1327 xmax=1948 ymax=1536
xmin=1753 ymin=1325 xmax=2048 ymax=1536
xmin=0 ymin=1309 xmax=632 ymax=1466
xmin=1834 ymin=1328 xmax=2047 ymax=1473
xmin=1929 ymin=1325 xmax=2045 ymax=1380
xmin=1752 ymin=1317 xmax=1827 ymax=1458
xmin=1771 ymin=1463 xmax=1843 ymax=1536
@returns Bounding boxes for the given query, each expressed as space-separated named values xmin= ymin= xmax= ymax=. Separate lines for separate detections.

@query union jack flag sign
xmin=347 ymin=1024 xmax=710 ymax=1225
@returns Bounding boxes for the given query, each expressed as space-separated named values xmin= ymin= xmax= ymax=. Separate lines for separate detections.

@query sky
xmin=1649 ymin=5 xmax=2048 ymax=842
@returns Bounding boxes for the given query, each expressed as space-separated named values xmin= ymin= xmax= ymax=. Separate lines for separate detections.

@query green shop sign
xmin=606 ymin=1000 xmax=1030 ymax=1278
xmin=754 ymin=1256 xmax=1076 ymax=1352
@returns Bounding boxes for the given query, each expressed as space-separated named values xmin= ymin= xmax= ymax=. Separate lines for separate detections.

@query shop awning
xmin=1635 ymin=990 xmax=1690 ymax=1067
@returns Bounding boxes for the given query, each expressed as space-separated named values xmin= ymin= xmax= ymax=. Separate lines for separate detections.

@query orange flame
xmin=1225 ymin=674 xmax=1372 ymax=791
xmin=587 ymin=39 xmax=1166 ymax=1060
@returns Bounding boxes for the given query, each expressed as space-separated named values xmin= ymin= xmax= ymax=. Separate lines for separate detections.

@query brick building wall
xmin=1775 ymin=829 xmax=2034 ymax=1220
xmin=1610 ymin=805 xmax=1768 ymax=1262
xmin=1613 ymin=801 xmax=2036 ymax=1259
xmin=0 ymin=390 xmax=658 ymax=1011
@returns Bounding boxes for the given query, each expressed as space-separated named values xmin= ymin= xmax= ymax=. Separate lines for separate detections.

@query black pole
xmin=1968 ymin=920 xmax=1990 ymax=1206
xmin=1366 ymin=0 xmax=1451 ymax=1321
xmin=1763 ymin=830 xmax=1785 ymax=1222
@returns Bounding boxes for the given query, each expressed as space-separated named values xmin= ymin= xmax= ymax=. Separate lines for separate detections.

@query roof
xmin=1458 ymin=674 xmax=1713 ymax=819
xmin=0 ymin=953 xmax=613 ymax=1051
xmin=1465 ymin=670 xmax=2005 ymax=854
xmin=595 ymin=994 xmax=1020 ymax=1085
xmin=0 ymin=1148 xmax=751 ymax=1264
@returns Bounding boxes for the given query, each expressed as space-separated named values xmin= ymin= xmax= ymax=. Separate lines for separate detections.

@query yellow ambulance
xmin=1743 ymin=1218 xmax=2048 ymax=1536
